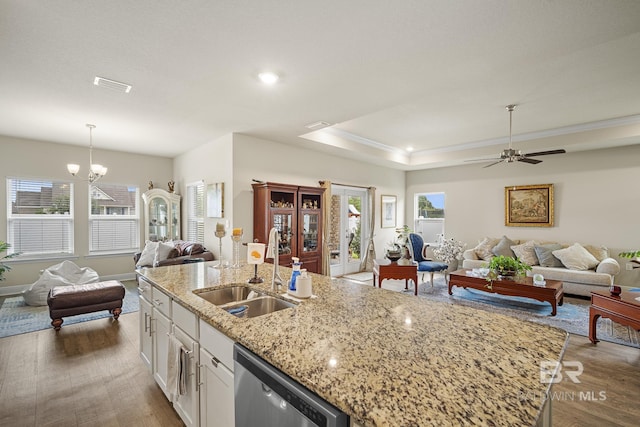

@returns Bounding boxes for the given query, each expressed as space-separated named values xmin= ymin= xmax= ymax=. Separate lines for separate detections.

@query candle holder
xmin=231 ymin=229 xmax=243 ymax=269
xmin=214 ymin=230 xmax=227 ymax=269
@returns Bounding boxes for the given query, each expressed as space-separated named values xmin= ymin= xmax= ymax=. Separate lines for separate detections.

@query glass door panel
xmin=302 ymin=212 xmax=319 ymax=254
xmin=272 ymin=212 xmax=293 ymax=256
xmin=329 ymin=187 xmax=367 ymax=277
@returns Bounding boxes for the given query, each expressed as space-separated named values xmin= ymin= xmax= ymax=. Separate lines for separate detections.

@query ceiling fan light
xmin=67 ymin=164 xmax=80 ymax=175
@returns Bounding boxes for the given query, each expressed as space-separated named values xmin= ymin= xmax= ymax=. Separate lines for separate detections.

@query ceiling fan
xmin=468 ymin=105 xmax=566 ymax=168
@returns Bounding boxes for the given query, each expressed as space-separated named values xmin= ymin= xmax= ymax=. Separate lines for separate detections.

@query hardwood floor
xmin=0 ymin=312 xmax=638 ymax=426
xmin=0 ymin=312 xmax=182 ymax=427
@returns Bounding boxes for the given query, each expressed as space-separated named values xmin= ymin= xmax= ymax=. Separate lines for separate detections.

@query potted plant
xmin=0 ymin=241 xmax=19 ymax=281
xmin=619 ymin=250 xmax=640 ymax=269
xmin=486 ymin=255 xmax=531 ymax=280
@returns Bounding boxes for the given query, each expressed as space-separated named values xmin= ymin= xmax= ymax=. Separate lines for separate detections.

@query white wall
xmin=406 ymin=145 xmax=640 ymax=286
xmin=231 ymin=134 xmax=406 ymax=260
xmin=0 ymin=135 xmax=174 ymax=287
xmin=173 ymin=133 xmax=234 ymax=259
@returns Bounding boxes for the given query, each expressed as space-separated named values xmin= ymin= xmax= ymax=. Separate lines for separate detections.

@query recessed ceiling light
xmin=94 ymin=76 xmax=132 ymax=93
xmin=258 ymin=71 xmax=279 ymax=85
xmin=305 ymin=121 xmax=331 ymax=130
xmin=406 ymin=146 xmax=414 ymax=152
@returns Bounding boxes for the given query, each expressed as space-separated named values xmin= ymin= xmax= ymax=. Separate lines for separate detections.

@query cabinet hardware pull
xmin=211 ymin=356 xmax=220 ymax=368
xmin=153 ymin=299 xmax=162 ymax=305
xmin=144 ymin=313 xmax=150 ymax=333
xmin=196 ymin=364 xmax=203 ymax=391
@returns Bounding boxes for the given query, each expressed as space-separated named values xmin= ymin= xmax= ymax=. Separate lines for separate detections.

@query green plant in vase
xmin=486 ymin=255 xmax=531 ymax=282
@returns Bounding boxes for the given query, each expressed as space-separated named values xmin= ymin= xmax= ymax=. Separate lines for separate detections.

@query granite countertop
xmin=138 ymin=261 xmax=569 ymax=427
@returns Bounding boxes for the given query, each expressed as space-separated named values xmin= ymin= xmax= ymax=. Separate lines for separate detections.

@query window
xmin=6 ymin=177 xmax=74 ymax=257
xmin=186 ymin=181 xmax=205 ymax=243
xmin=414 ymin=192 xmax=445 ymax=246
xmin=89 ymin=184 xmax=139 ymax=254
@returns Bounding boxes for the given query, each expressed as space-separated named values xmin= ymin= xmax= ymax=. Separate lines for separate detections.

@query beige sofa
xmin=462 ymin=236 xmax=620 ymax=297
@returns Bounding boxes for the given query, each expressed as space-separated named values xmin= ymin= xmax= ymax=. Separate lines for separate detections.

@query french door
xmin=329 ymin=186 xmax=368 ymax=277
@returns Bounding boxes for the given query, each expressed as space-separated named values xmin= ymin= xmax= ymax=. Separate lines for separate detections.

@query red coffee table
xmin=373 ymin=259 xmax=418 ymax=295
xmin=589 ymin=289 xmax=640 ymax=344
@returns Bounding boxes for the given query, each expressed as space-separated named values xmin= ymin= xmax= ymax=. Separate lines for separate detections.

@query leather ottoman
xmin=47 ymin=280 xmax=126 ymax=330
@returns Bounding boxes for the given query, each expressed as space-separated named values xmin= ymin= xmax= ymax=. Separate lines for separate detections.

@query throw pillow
xmin=510 ymin=240 xmax=538 ymax=266
xmin=534 ymin=244 xmax=564 ymax=267
xmin=136 ymin=241 xmax=159 ymax=267
xmin=552 ymin=243 xmax=599 ymax=271
xmin=492 ymin=235 xmax=517 ymax=258
xmin=474 ymin=237 xmax=499 ymax=260
xmin=583 ymin=244 xmax=609 ymax=262
xmin=154 ymin=241 xmax=177 ymax=266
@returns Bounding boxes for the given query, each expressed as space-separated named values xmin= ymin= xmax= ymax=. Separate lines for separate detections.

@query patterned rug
xmin=0 ymin=280 xmax=139 ymax=338
xmin=343 ymin=273 xmax=640 ymax=348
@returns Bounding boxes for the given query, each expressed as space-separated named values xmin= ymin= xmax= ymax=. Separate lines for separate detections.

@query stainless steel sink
xmin=194 ymin=285 xmax=264 ymax=306
xmin=223 ymin=296 xmax=297 ymax=318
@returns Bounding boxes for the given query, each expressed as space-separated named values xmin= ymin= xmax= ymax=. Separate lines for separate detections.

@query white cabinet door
xmin=152 ymin=307 xmax=171 ymax=400
xmin=173 ymin=326 xmax=200 ymax=427
xmin=200 ymin=347 xmax=235 ymax=427
xmin=139 ymin=295 xmax=153 ymax=372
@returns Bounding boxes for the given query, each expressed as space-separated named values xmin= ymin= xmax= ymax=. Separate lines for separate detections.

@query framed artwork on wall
xmin=207 ymin=182 xmax=224 ymax=217
xmin=505 ymin=183 xmax=554 ymax=227
xmin=381 ymin=195 xmax=397 ymax=228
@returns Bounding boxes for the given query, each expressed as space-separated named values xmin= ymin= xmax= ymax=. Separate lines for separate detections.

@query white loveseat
xmin=462 ymin=236 xmax=620 ymax=297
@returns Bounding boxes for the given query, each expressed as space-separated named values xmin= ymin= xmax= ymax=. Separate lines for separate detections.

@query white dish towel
xmin=167 ymin=333 xmax=187 ymax=402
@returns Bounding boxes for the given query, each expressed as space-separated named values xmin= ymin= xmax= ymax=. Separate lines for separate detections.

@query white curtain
xmin=360 ymin=187 xmax=376 ymax=272
xmin=319 ymin=180 xmax=332 ymax=276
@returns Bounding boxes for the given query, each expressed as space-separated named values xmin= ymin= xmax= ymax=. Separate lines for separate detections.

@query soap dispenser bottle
xmin=289 ymin=257 xmax=302 ymax=292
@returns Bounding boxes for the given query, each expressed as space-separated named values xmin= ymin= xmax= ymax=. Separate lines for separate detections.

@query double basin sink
xmin=194 ymin=285 xmax=296 ymax=318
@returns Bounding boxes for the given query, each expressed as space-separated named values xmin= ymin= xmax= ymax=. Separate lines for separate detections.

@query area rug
xmin=0 ymin=280 xmax=139 ymax=338
xmin=343 ymin=274 xmax=640 ymax=348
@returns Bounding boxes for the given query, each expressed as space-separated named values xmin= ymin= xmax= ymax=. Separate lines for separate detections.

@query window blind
xmin=186 ymin=181 xmax=205 ymax=243
xmin=6 ymin=178 xmax=74 ymax=256
xmin=89 ymin=184 xmax=139 ymax=253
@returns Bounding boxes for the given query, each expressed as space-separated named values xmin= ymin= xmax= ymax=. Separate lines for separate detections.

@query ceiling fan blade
xmin=483 ymin=160 xmax=504 ymax=168
xmin=464 ymin=157 xmax=501 ymax=163
xmin=523 ymin=149 xmax=566 ymax=157
xmin=518 ymin=157 xmax=542 ymax=164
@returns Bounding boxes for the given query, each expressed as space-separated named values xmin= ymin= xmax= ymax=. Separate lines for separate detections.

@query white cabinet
xmin=200 ymin=347 xmax=234 ymax=427
xmin=153 ymin=307 xmax=171 ymax=399
xmin=139 ymin=295 xmax=153 ymax=372
xmin=142 ymin=188 xmax=181 ymax=242
xmin=199 ymin=319 xmax=235 ymax=427
xmin=138 ymin=276 xmax=237 ymax=427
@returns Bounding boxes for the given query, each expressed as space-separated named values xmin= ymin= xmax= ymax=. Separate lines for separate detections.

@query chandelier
xmin=67 ymin=124 xmax=107 ymax=183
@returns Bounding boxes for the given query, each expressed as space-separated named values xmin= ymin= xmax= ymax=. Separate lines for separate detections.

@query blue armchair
xmin=408 ymin=233 xmax=448 ymax=287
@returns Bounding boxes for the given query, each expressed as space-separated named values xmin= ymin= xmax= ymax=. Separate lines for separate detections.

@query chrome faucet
xmin=269 ymin=229 xmax=284 ymax=291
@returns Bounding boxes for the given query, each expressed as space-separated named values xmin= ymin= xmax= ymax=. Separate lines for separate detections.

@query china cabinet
xmin=252 ymin=182 xmax=324 ymax=273
xmin=142 ymin=188 xmax=181 ymax=242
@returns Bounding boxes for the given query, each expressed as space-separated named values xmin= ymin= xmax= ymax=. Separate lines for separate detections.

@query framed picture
xmin=505 ymin=184 xmax=554 ymax=227
xmin=207 ymin=182 xmax=224 ymax=217
xmin=381 ymin=195 xmax=397 ymax=228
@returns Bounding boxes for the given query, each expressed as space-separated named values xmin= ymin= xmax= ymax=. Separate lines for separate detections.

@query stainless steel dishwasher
xmin=234 ymin=344 xmax=349 ymax=427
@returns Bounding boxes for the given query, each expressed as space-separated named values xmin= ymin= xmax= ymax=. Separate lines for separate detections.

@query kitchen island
xmin=138 ymin=261 xmax=568 ymax=427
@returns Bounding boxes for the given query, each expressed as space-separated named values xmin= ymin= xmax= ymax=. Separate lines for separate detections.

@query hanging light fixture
xmin=67 ymin=124 xmax=107 ymax=183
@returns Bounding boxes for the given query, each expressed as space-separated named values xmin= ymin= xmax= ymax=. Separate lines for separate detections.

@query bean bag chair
xmin=23 ymin=260 xmax=100 ymax=306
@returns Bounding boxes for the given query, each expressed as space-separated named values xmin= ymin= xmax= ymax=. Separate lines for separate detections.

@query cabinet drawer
xmin=199 ymin=319 xmax=235 ymax=371
xmin=172 ymin=300 xmax=198 ymax=340
xmin=151 ymin=286 xmax=171 ymax=318
xmin=138 ymin=276 xmax=152 ymax=301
